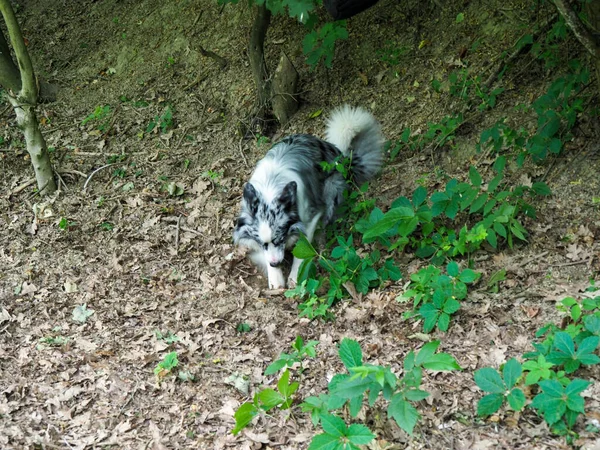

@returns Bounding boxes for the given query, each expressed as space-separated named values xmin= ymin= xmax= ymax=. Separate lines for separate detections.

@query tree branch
xmin=552 ymin=0 xmax=600 ymax=58
xmin=0 ymin=0 xmax=37 ymax=103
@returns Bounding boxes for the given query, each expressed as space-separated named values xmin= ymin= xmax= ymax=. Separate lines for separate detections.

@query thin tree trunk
xmin=0 ymin=28 xmax=21 ymax=93
xmin=0 ymin=0 xmax=56 ymax=194
xmin=248 ymin=3 xmax=272 ymax=120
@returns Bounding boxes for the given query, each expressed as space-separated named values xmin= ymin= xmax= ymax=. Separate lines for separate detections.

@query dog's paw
xmin=287 ymin=276 xmax=297 ymax=289
xmin=268 ymin=267 xmax=286 ymax=289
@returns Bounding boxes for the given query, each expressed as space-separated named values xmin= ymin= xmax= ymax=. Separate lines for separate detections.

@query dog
xmin=233 ymin=105 xmax=384 ymax=289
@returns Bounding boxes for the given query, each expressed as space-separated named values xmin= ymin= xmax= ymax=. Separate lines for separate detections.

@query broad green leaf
xmin=447 ymin=261 xmax=459 ymax=277
xmin=502 ymin=358 xmax=522 ymax=389
xmin=565 ymin=378 xmax=591 ymax=396
xmin=404 ymin=389 xmax=430 ymax=401
xmin=477 ymin=393 xmax=504 ymax=416
xmin=532 ymin=182 xmax=552 ymax=196
xmin=459 ymin=269 xmax=479 ymax=283
xmin=507 ymin=388 xmax=526 ymax=411
xmin=362 ymin=207 xmax=415 ymax=239
xmin=258 ymin=388 xmax=284 ymax=409
xmin=232 ymin=402 xmax=258 ymax=434
xmin=415 ymin=340 xmax=440 ymax=366
xmin=443 ymin=298 xmax=461 ymax=315
xmin=320 ymin=414 xmax=347 ymax=438
xmin=469 ymin=166 xmax=482 ymax=187
xmin=388 ymin=394 xmax=420 ymax=435
xmin=474 ymin=368 xmax=505 ymax=393
xmin=307 ymin=433 xmax=341 ymax=450
xmin=293 ymin=236 xmax=318 ymax=259
xmin=264 ymin=359 xmax=287 ymax=375
xmin=437 ymin=313 xmax=450 ymax=331
xmin=421 ymin=353 xmax=461 ymax=371
xmin=346 ymin=424 xmax=376 ymax=445
xmin=412 ymin=186 xmax=427 ymax=207
xmin=339 ymin=338 xmax=363 ymax=369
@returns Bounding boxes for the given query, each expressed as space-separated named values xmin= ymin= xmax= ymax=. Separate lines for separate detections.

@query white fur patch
xmin=325 ymin=105 xmax=379 ymax=153
xmin=258 ymin=222 xmax=272 ymax=243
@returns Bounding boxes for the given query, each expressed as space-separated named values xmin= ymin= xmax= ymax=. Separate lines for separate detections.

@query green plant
xmin=82 ymin=105 xmax=111 ymax=132
xmin=155 ymin=330 xmax=180 ymax=344
xmin=233 ymin=369 xmax=299 ymax=434
xmin=58 ymin=217 xmax=76 ymax=231
xmin=399 ymin=261 xmax=479 ymax=333
xmin=476 ymin=285 xmax=599 ymax=441
xmin=303 ymin=20 xmax=348 ymax=69
xmin=377 ymin=41 xmax=410 ymax=66
xmin=264 ymin=336 xmax=318 ymax=375
xmin=288 ymin=235 xmax=401 ymax=319
xmin=308 ymin=414 xmax=375 ymax=450
xmin=302 ymin=338 xmax=460 ymax=439
xmin=474 ymin=359 xmax=526 ymax=416
xmin=147 ymin=105 xmax=174 ymax=134
xmin=154 ymin=351 xmax=179 ymax=379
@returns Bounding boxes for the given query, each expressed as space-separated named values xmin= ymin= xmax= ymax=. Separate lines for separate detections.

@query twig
xmin=175 ymin=215 xmax=181 ymax=255
xmin=8 ymin=178 xmax=35 ymax=196
xmin=0 ymin=104 xmax=11 ymax=117
xmin=176 ymin=126 xmax=188 ymax=150
xmin=55 ymin=171 xmax=68 ymax=192
xmin=198 ymin=45 xmax=228 ymax=70
xmin=518 ymin=251 xmax=549 ymax=267
xmin=58 ymin=169 xmax=87 ymax=178
xmin=26 ymin=179 xmax=49 ymax=200
xmin=83 ymin=163 xmax=115 ymax=193
xmin=550 ymin=257 xmax=594 ymax=268
xmin=238 ymin=137 xmax=249 ymax=167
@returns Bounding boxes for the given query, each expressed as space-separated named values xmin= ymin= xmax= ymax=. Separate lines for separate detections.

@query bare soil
xmin=1 ymin=0 xmax=599 ymax=449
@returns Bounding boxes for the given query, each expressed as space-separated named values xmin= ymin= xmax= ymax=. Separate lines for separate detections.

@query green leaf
xmin=443 ymin=298 xmax=461 ymax=314
xmin=232 ymin=402 xmax=258 ymax=434
xmin=320 ymin=414 xmax=347 ymax=438
xmin=258 ymin=388 xmax=284 ymax=409
xmin=502 ymin=358 xmax=522 ymax=389
xmin=447 ymin=261 xmax=459 ymax=277
xmin=339 ymin=338 xmax=363 ymax=369
xmin=532 ymin=182 xmax=552 ymax=196
xmin=474 ymin=367 xmax=505 ymax=393
xmin=564 ymin=378 xmax=591 ymax=396
xmin=362 ymin=207 xmax=415 ymax=240
xmin=456 ymin=12 xmax=465 ymax=23
xmin=469 ymin=194 xmax=487 ymax=214
xmin=469 ymin=166 xmax=482 ymax=187
xmin=293 ymin=235 xmax=318 ymax=259
xmin=404 ymin=389 xmax=430 ymax=401
xmin=308 ymin=433 xmax=341 ymax=450
xmin=459 ymin=269 xmax=479 ymax=283
xmin=264 ymin=358 xmax=288 ymax=375
xmin=388 ymin=394 xmax=420 ymax=435
xmin=507 ymin=388 xmax=526 ymax=411
xmin=415 ymin=340 xmax=440 ymax=366
xmin=412 ymin=186 xmax=427 ymax=207
xmin=346 ymin=424 xmax=376 ymax=445
xmin=421 ymin=353 xmax=461 ymax=371
xmin=437 ymin=312 xmax=450 ymax=331
xmin=477 ymin=393 xmax=504 ymax=416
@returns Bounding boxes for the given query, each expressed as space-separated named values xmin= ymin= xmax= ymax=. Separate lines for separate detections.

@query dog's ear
xmin=278 ymin=181 xmax=297 ymax=212
xmin=243 ymin=183 xmax=260 ymax=215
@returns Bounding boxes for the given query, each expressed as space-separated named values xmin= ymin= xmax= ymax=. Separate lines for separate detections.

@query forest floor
xmin=1 ymin=0 xmax=599 ymax=448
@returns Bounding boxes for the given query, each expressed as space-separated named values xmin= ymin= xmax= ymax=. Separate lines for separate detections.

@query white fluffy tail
xmin=325 ymin=105 xmax=384 ymax=185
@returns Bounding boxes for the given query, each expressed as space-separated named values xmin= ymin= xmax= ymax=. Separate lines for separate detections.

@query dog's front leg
xmin=288 ymin=212 xmax=322 ymax=287
xmin=288 ymin=257 xmax=303 ymax=288
xmin=267 ymin=265 xmax=286 ymax=289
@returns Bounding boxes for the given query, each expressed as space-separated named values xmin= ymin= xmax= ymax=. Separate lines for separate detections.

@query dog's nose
xmin=269 ymin=261 xmax=281 ymax=268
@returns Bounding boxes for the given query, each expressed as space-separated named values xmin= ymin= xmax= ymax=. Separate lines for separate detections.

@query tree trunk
xmin=248 ymin=3 xmax=272 ymax=125
xmin=0 ymin=28 xmax=21 ymax=93
xmin=552 ymin=0 xmax=600 ymax=96
xmin=585 ymin=0 xmax=600 ymax=98
xmin=0 ymin=0 xmax=56 ymax=194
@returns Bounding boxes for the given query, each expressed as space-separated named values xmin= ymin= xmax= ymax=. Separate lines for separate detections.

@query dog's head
xmin=233 ymin=181 xmax=305 ymax=267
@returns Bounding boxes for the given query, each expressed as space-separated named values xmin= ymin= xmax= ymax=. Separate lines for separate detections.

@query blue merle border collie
xmin=233 ymin=105 xmax=384 ymax=289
